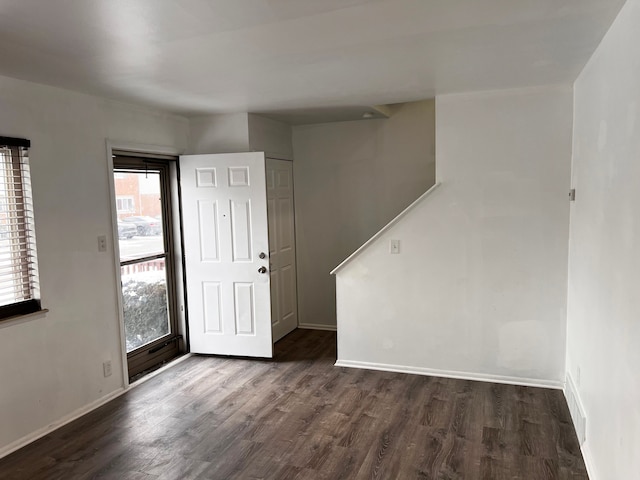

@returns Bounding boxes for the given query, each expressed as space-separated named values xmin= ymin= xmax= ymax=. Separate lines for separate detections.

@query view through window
xmin=115 ymin=169 xmax=169 ymax=352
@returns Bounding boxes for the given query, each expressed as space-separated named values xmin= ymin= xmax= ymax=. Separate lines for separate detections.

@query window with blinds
xmin=0 ymin=136 xmax=41 ymax=320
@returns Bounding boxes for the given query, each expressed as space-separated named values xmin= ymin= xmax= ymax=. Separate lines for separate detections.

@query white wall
xmin=567 ymin=1 xmax=640 ymax=478
xmin=188 ymin=113 xmax=250 ymax=154
xmin=248 ymin=114 xmax=293 ymax=160
xmin=292 ymin=100 xmax=436 ymax=329
xmin=189 ymin=113 xmax=293 ymax=159
xmin=335 ymin=86 xmax=573 ymax=386
xmin=0 ymin=75 xmax=188 ymax=455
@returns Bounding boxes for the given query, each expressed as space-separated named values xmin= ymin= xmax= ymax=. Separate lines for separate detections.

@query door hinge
xmin=569 ymin=189 xmax=576 ymax=202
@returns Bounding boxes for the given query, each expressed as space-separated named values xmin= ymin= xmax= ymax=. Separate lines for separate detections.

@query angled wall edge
xmin=331 ymin=182 xmax=441 ymax=275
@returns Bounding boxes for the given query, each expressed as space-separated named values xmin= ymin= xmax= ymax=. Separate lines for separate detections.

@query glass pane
xmin=114 ymin=170 xmax=165 ymax=262
xmin=121 ymin=258 xmax=169 ymax=352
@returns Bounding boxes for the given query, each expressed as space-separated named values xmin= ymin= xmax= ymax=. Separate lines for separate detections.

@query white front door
xmin=180 ymin=152 xmax=272 ymax=357
xmin=267 ymin=159 xmax=299 ymax=341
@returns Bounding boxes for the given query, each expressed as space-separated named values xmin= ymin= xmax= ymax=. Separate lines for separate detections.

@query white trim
xmin=564 ymin=373 xmax=596 ymax=479
xmin=564 ymin=373 xmax=587 ymax=443
xmin=298 ymin=323 xmax=337 ymax=332
xmin=335 ymin=359 xmax=564 ymax=390
xmin=0 ymin=352 xmax=193 ymax=460
xmin=106 ymin=140 xmax=182 ymax=158
xmin=105 ymin=140 xmax=183 ymax=387
xmin=0 ymin=387 xmax=125 ymax=459
xmin=331 ymin=183 xmax=441 ymax=274
xmin=580 ymin=443 xmax=598 ymax=480
xmin=105 ymin=141 xmax=128 ymax=387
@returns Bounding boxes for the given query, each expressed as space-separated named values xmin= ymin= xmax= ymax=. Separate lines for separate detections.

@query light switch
xmin=389 ymin=239 xmax=400 ymax=254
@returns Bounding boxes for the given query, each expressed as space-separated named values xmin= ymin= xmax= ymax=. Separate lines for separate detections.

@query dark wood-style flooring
xmin=0 ymin=329 xmax=588 ymax=479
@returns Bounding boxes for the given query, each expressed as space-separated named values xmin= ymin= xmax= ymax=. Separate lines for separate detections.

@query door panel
xmin=278 ymin=197 xmax=294 ymax=250
xmin=270 ymin=269 xmax=280 ymax=326
xmin=267 ymin=159 xmax=299 ymax=342
xmin=203 ymin=282 xmax=222 ymax=333
xmin=181 ymin=152 xmax=272 ymax=357
xmin=197 ymin=201 xmax=220 ymax=261
xmin=234 ymin=282 xmax=255 ymax=334
xmin=281 ymin=265 xmax=296 ymax=318
xmin=230 ymin=200 xmax=252 ymax=261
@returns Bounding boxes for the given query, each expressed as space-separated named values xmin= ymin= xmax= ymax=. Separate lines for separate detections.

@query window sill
xmin=0 ymin=308 xmax=49 ymax=329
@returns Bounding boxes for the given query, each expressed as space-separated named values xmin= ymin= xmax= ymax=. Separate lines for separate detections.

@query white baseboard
xmin=298 ymin=323 xmax=337 ymax=332
xmin=564 ymin=373 xmax=595 ymax=480
xmin=0 ymin=353 xmax=193 ymax=460
xmin=335 ymin=359 xmax=564 ymax=390
xmin=0 ymin=387 xmax=126 ymax=460
xmin=564 ymin=373 xmax=587 ymax=444
xmin=580 ymin=443 xmax=597 ymax=480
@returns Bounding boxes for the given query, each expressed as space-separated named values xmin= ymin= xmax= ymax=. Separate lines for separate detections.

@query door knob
xmin=259 ymin=252 xmax=267 ymax=259
xmin=258 ymin=266 xmax=267 ymax=274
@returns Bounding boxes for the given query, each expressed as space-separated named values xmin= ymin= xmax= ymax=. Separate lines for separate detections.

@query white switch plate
xmin=103 ymin=360 xmax=112 ymax=377
xmin=97 ymin=235 xmax=107 ymax=252
xmin=389 ymin=239 xmax=400 ymax=254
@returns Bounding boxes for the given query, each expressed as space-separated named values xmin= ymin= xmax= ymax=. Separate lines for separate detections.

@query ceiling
xmin=0 ymin=0 xmax=626 ymax=121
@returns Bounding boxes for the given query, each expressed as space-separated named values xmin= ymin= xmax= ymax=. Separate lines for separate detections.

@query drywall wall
xmin=248 ymin=114 xmax=293 ymax=160
xmin=189 ymin=113 xmax=293 ymax=159
xmin=566 ymin=1 xmax=640 ymax=478
xmin=335 ymin=86 xmax=572 ymax=385
xmin=188 ymin=113 xmax=250 ymax=154
xmin=292 ymin=100 xmax=436 ymax=328
xmin=0 ymin=75 xmax=188 ymax=455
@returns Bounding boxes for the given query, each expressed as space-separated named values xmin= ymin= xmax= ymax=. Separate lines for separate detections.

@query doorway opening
xmin=112 ymin=153 xmax=184 ymax=380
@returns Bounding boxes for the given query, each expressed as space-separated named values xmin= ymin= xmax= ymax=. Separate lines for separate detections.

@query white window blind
xmin=0 ymin=136 xmax=40 ymax=319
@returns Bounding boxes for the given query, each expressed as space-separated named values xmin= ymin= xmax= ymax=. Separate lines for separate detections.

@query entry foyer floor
xmin=0 ymin=329 xmax=588 ymax=479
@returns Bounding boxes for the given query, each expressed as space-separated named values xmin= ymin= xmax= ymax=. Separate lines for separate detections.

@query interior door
xmin=267 ymin=159 xmax=298 ymax=341
xmin=180 ymin=152 xmax=272 ymax=357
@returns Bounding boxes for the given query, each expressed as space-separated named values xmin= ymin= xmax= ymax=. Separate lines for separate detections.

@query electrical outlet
xmin=97 ymin=235 xmax=107 ymax=252
xmin=389 ymin=239 xmax=400 ymax=254
xmin=103 ymin=360 xmax=112 ymax=377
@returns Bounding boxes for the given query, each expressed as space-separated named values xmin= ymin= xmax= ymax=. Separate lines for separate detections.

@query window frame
xmin=113 ymin=155 xmax=181 ymax=379
xmin=0 ymin=136 xmax=41 ymax=321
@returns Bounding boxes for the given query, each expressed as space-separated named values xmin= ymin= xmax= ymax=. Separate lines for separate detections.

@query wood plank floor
xmin=0 ymin=329 xmax=588 ymax=480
